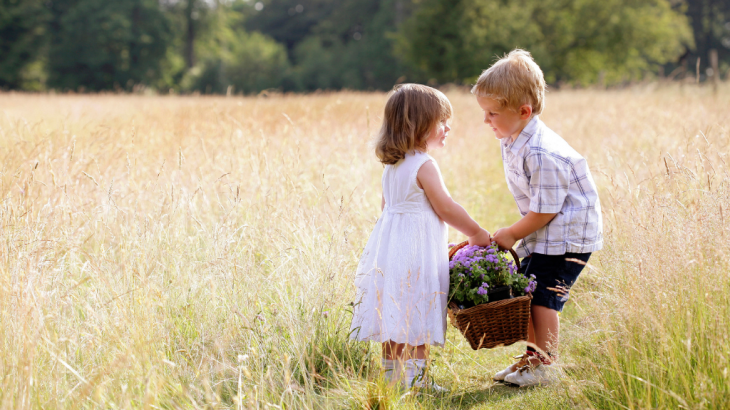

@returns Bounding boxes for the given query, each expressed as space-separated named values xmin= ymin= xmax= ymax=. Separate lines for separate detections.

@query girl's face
xmin=425 ymin=118 xmax=451 ymax=151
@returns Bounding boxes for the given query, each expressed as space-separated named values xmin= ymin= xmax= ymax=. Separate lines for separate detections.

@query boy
xmin=472 ymin=50 xmax=602 ymax=387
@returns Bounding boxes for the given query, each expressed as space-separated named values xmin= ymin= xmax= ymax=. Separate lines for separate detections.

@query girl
xmin=350 ymin=84 xmax=491 ymax=390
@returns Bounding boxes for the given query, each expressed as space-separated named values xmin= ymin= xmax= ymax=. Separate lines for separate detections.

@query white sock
xmin=381 ymin=358 xmax=396 ymax=382
xmin=404 ymin=359 xmax=426 ymax=388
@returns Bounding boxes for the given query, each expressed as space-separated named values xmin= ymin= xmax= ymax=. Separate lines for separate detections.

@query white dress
xmin=350 ymin=152 xmax=449 ymax=347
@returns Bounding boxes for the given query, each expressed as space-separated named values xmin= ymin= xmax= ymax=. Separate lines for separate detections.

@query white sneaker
xmin=493 ymin=354 xmax=530 ymax=381
xmin=504 ymin=363 xmax=560 ymax=387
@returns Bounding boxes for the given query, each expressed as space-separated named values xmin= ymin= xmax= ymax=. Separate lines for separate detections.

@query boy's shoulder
xmin=523 ymin=118 xmax=584 ymax=166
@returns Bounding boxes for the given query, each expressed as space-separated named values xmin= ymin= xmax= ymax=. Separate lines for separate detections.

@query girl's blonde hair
xmin=375 ymin=84 xmax=452 ymax=165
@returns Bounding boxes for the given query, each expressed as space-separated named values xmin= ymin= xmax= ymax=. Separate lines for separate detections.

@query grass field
xmin=1 ymin=85 xmax=729 ymax=409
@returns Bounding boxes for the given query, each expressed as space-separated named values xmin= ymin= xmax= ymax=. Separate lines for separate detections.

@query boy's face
xmin=425 ymin=118 xmax=451 ymax=151
xmin=476 ymin=96 xmax=528 ymax=142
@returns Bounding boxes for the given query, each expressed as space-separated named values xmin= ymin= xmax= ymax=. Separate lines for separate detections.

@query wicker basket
xmin=447 ymin=241 xmax=532 ymax=350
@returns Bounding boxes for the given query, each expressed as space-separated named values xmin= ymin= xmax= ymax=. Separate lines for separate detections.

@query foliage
xmin=45 ymin=0 xmax=172 ymax=91
xmin=0 ymin=0 xmax=49 ymax=90
xmin=397 ymin=0 xmax=694 ymax=85
xmin=244 ymin=0 xmax=339 ymax=53
xmin=1 ymin=0 xmax=724 ymax=91
xmin=448 ymin=243 xmax=535 ymax=306
xmin=684 ymin=0 xmax=730 ymax=80
xmin=180 ymin=8 xmax=290 ymax=95
xmin=278 ymin=0 xmax=408 ymax=91
xmin=536 ymin=0 xmax=695 ymax=85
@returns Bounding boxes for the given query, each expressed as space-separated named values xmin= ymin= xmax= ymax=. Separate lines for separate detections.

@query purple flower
xmin=524 ymin=281 xmax=537 ymax=294
xmin=448 ymin=243 xmax=456 ymax=248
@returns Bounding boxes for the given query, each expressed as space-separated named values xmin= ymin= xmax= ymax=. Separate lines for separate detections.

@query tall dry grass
xmin=0 ymin=85 xmax=728 ymax=409
xmin=562 ymin=87 xmax=730 ymax=408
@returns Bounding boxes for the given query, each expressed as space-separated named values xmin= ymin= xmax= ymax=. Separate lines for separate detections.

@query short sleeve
xmin=525 ymin=152 xmax=570 ymax=214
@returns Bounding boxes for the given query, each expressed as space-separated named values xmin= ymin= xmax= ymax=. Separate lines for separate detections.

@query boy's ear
xmin=519 ymin=104 xmax=533 ymax=119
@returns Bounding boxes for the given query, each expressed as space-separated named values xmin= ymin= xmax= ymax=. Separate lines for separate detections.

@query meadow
xmin=0 ymin=85 xmax=728 ymax=409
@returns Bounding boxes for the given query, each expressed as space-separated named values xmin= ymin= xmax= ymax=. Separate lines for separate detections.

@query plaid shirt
xmin=501 ymin=116 xmax=603 ymax=258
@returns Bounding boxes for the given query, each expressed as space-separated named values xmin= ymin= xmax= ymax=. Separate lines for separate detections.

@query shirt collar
xmin=504 ymin=115 xmax=541 ymax=155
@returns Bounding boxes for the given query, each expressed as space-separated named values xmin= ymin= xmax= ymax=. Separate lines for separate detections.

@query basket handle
xmin=448 ymin=240 xmax=521 ymax=270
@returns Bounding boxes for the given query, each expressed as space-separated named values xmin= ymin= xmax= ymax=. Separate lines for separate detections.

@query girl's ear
xmin=519 ymin=104 xmax=533 ymax=119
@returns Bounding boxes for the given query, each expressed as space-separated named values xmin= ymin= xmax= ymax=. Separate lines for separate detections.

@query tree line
xmin=0 ymin=0 xmax=728 ymax=93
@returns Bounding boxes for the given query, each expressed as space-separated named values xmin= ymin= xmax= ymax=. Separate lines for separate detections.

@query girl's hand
xmin=468 ymin=228 xmax=492 ymax=247
xmin=492 ymin=227 xmax=517 ymax=250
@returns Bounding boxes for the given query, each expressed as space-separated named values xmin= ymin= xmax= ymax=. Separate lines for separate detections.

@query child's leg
xmin=503 ymin=253 xmax=591 ymax=386
xmin=381 ymin=341 xmax=403 ymax=386
xmin=383 ymin=341 xmax=427 ymax=360
xmin=382 ymin=342 xmax=427 ymax=386
xmin=530 ymin=305 xmax=559 ymax=360
xmin=383 ymin=342 xmax=435 ymax=388
xmin=521 ymin=254 xmax=589 ymax=365
xmin=411 ymin=344 xmax=428 ymax=360
xmin=382 ymin=340 xmax=404 ymax=360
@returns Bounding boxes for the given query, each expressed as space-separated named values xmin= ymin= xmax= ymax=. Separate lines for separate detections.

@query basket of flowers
xmin=447 ymin=241 xmax=536 ymax=350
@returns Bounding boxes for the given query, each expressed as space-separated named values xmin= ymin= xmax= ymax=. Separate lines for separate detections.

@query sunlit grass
xmin=0 ymin=84 xmax=728 ymax=408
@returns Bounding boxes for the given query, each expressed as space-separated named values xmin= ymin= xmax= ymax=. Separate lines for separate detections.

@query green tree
xmin=178 ymin=1 xmax=289 ymax=94
xmin=395 ymin=0 xmax=536 ymax=84
xmin=0 ymin=0 xmax=48 ymax=90
xmin=283 ymin=0 xmax=412 ymax=90
xmin=684 ymin=0 xmax=730 ymax=79
xmin=181 ymin=30 xmax=290 ymax=94
xmin=245 ymin=0 xmax=339 ymax=54
xmin=397 ymin=0 xmax=693 ymax=86
xmin=537 ymin=0 xmax=694 ymax=85
xmin=46 ymin=0 xmax=173 ymax=91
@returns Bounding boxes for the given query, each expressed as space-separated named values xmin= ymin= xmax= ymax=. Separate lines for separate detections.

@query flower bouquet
xmin=448 ymin=243 xmax=536 ymax=309
xmin=446 ymin=241 xmax=535 ymax=350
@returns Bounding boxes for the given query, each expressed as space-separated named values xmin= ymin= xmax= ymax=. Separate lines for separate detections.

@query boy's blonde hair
xmin=471 ymin=49 xmax=546 ymax=115
xmin=375 ymin=84 xmax=452 ymax=165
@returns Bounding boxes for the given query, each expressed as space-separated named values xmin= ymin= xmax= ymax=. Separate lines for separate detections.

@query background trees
xmin=0 ymin=0 xmax=726 ymax=93
xmin=396 ymin=0 xmax=694 ymax=85
xmin=44 ymin=0 xmax=173 ymax=91
xmin=0 ymin=0 xmax=49 ymax=90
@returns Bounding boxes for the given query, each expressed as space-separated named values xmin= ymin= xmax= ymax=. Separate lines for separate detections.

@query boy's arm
xmin=418 ymin=161 xmax=491 ymax=246
xmin=494 ymin=151 xmax=568 ymax=249
xmin=492 ymin=211 xmax=557 ymax=250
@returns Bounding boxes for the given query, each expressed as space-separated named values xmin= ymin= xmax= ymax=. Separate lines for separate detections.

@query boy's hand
xmin=492 ymin=227 xmax=517 ymax=250
xmin=468 ymin=228 xmax=492 ymax=247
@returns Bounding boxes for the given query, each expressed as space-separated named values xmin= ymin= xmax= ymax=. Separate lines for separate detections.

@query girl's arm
xmin=417 ymin=161 xmax=491 ymax=245
xmin=381 ymin=194 xmax=385 ymax=212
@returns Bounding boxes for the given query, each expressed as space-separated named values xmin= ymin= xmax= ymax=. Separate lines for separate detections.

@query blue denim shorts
xmin=518 ymin=252 xmax=591 ymax=312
